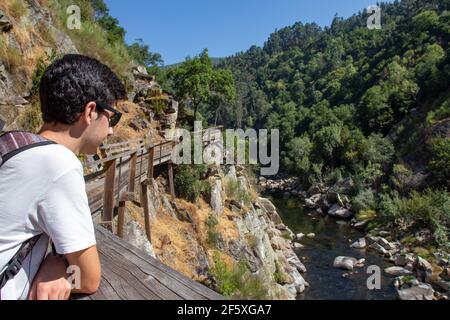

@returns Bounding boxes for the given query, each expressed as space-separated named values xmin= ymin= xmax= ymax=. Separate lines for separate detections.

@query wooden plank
xmin=128 ymin=152 xmax=137 ymax=194
xmin=117 ymin=200 xmax=126 ymax=238
xmin=147 ymin=147 xmax=155 ymax=183
xmin=168 ymin=161 xmax=175 ymax=198
xmin=102 ymin=159 xmax=116 ymax=224
xmin=94 ymin=225 xmax=224 ymax=300
xmin=140 ymin=183 xmax=152 ymax=243
xmin=97 ymin=238 xmax=182 ymax=300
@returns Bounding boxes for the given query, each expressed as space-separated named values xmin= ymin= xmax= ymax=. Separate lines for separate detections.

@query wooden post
xmin=128 ymin=152 xmax=137 ymax=194
xmin=117 ymin=200 xmax=126 ymax=238
xmin=147 ymin=146 xmax=155 ymax=184
xmin=102 ymin=159 xmax=116 ymax=227
xmin=168 ymin=161 xmax=175 ymax=198
xmin=140 ymin=182 xmax=152 ymax=243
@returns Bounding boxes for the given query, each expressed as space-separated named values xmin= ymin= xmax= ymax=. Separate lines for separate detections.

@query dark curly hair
xmin=39 ymin=54 xmax=127 ymax=125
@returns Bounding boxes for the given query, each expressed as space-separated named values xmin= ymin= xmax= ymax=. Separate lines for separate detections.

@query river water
xmin=267 ymin=195 xmax=398 ymax=300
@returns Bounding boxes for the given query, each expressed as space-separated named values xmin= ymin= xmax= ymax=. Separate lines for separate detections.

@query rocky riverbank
xmin=258 ymin=176 xmax=450 ymax=300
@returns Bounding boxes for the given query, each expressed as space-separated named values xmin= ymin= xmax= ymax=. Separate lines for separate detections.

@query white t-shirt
xmin=0 ymin=144 xmax=96 ymax=300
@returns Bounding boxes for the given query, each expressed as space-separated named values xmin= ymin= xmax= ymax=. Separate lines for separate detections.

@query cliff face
xmin=0 ymin=0 xmax=78 ymax=130
xmin=116 ymin=164 xmax=308 ymax=300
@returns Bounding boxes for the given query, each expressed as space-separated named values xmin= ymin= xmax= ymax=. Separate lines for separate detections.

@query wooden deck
xmin=73 ymin=225 xmax=223 ymax=300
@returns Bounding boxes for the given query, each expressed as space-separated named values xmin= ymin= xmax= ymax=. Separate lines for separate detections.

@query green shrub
xmin=352 ymin=189 xmax=376 ymax=214
xmin=206 ymin=216 xmax=220 ymax=247
xmin=391 ymin=164 xmax=413 ymax=194
xmin=428 ymin=138 xmax=450 ymax=187
xmin=224 ymin=178 xmax=251 ymax=206
xmin=378 ymin=189 xmax=450 ymax=245
xmin=426 ymin=99 xmax=450 ymax=124
xmin=174 ymin=164 xmax=210 ymax=202
xmin=209 ymin=252 xmax=268 ymax=300
xmin=273 ymin=261 xmax=287 ymax=284
xmin=324 ymin=167 xmax=343 ymax=186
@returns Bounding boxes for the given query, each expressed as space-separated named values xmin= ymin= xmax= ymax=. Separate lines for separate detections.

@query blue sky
xmin=105 ymin=0 xmax=393 ymax=65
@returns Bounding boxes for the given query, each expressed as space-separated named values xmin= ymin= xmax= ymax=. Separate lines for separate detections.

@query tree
xmin=127 ymin=39 xmax=163 ymax=67
xmin=285 ymin=135 xmax=313 ymax=175
xmin=90 ymin=0 xmax=126 ymax=44
xmin=428 ymin=138 xmax=450 ymax=187
xmin=169 ymin=49 xmax=236 ymax=124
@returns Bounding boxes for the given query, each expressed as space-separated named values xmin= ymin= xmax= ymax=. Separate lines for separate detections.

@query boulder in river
xmin=333 ymin=256 xmax=358 ymax=271
xmin=293 ymin=242 xmax=304 ymax=249
xmin=385 ymin=266 xmax=413 ymax=276
xmin=394 ymin=254 xmax=415 ymax=267
xmin=350 ymin=238 xmax=367 ymax=249
xmin=305 ymin=194 xmax=322 ymax=209
xmin=369 ymin=242 xmax=389 ymax=255
xmin=328 ymin=204 xmax=352 ymax=219
xmin=397 ymin=283 xmax=434 ymax=300
xmin=378 ymin=237 xmax=397 ymax=251
xmin=296 ymin=233 xmax=305 ymax=241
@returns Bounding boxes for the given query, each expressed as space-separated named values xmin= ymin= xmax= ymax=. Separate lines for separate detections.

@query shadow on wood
xmin=72 ymin=225 xmax=224 ymax=300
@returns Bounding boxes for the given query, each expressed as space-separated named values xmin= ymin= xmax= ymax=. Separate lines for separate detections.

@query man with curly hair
xmin=0 ymin=54 xmax=126 ymax=300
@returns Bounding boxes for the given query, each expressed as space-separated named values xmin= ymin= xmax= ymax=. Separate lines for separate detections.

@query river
xmin=267 ymin=194 xmax=398 ymax=300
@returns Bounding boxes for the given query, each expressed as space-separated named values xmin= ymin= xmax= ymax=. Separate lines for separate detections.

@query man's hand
xmin=28 ymin=254 xmax=72 ymax=300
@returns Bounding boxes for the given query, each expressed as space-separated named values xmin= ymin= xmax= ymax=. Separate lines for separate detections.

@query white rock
xmin=369 ymin=242 xmax=389 ymax=255
xmin=293 ymin=243 xmax=304 ymax=249
xmin=385 ymin=267 xmax=413 ymax=276
xmin=296 ymin=233 xmax=305 ymax=240
xmin=287 ymin=255 xmax=307 ymax=273
xmin=365 ymin=235 xmax=381 ymax=244
xmin=416 ymin=256 xmax=433 ymax=272
xmin=306 ymin=233 xmax=316 ymax=239
xmin=350 ymin=238 xmax=367 ymax=249
xmin=333 ymin=256 xmax=358 ymax=271
xmin=378 ymin=237 xmax=397 ymax=251
xmin=394 ymin=254 xmax=415 ymax=267
xmin=356 ymin=258 xmax=366 ymax=268
xmin=397 ymin=283 xmax=434 ymax=300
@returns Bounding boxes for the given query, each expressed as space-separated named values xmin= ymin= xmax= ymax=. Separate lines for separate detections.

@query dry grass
xmin=0 ymin=0 xmax=28 ymax=21
xmin=0 ymin=34 xmax=23 ymax=71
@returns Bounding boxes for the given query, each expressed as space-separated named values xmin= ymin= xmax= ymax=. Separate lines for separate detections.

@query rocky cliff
xmin=114 ymin=164 xmax=308 ymax=300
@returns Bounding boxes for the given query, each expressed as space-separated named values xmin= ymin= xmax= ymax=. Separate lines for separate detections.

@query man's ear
xmin=82 ymin=102 xmax=97 ymax=125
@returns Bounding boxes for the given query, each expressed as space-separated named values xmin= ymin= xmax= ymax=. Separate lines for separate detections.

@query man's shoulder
xmin=10 ymin=144 xmax=82 ymax=178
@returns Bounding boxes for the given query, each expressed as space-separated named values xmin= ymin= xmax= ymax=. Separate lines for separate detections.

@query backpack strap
xmin=0 ymin=131 xmax=56 ymax=168
xmin=0 ymin=131 xmax=56 ymax=290
xmin=0 ymin=234 xmax=43 ymax=290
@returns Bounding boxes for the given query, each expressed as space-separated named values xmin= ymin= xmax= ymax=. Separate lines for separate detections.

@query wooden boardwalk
xmin=73 ymin=225 xmax=223 ymax=300
xmin=77 ymin=127 xmax=225 ymax=300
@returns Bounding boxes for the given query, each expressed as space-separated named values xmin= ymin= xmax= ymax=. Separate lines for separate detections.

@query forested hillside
xmin=198 ymin=0 xmax=450 ymax=246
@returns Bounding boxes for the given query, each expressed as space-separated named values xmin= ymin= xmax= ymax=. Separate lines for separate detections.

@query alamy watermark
xmin=66 ymin=5 xmax=81 ymax=30
xmin=367 ymin=5 xmax=382 ymax=30
xmin=171 ymin=122 xmax=280 ymax=176
xmin=66 ymin=265 xmax=81 ymax=290
xmin=367 ymin=265 xmax=381 ymax=290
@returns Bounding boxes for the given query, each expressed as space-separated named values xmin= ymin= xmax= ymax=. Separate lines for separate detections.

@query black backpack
xmin=0 ymin=131 xmax=56 ymax=290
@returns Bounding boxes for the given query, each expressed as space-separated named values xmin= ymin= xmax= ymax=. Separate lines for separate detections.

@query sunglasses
xmin=95 ymin=102 xmax=122 ymax=128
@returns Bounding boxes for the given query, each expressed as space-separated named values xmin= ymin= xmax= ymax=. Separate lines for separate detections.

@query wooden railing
xmin=83 ymin=126 xmax=223 ymax=242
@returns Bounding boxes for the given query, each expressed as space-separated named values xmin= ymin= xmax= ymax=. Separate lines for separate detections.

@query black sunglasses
xmin=95 ymin=102 xmax=122 ymax=128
